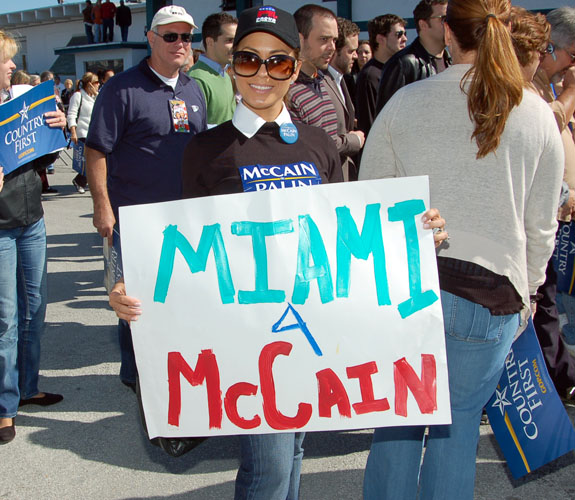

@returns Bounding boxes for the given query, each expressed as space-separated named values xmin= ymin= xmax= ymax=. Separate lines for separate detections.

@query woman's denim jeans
xmin=363 ymin=291 xmax=519 ymax=500
xmin=0 ymin=218 xmax=47 ymax=417
xmin=235 ymin=432 xmax=305 ymax=500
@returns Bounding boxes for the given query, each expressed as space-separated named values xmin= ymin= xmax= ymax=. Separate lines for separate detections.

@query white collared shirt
xmin=327 ymin=65 xmax=345 ymax=102
xmin=232 ymin=101 xmax=294 ymax=139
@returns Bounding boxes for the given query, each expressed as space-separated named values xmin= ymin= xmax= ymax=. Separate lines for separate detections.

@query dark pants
xmin=103 ymin=18 xmax=114 ymax=42
xmin=533 ymin=258 xmax=575 ymax=394
xmin=120 ymin=25 xmax=129 ymax=42
xmin=118 ymin=319 xmax=137 ymax=384
xmin=73 ymin=173 xmax=87 ymax=188
xmin=84 ymin=23 xmax=94 ymax=44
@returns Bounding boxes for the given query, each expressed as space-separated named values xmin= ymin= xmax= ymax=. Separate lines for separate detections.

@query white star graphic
xmin=19 ymin=101 xmax=29 ymax=122
xmin=492 ymin=386 xmax=512 ymax=416
xmin=570 ymin=242 xmax=575 ymax=255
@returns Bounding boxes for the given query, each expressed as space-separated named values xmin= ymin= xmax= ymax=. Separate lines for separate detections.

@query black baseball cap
xmin=233 ymin=5 xmax=300 ymax=50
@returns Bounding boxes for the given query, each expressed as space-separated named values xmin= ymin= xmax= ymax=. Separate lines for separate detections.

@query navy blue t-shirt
xmin=86 ymin=57 xmax=207 ymax=216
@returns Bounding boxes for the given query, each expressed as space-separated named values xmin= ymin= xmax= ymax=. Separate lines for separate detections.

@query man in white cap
xmin=85 ymin=5 xmax=207 ymax=391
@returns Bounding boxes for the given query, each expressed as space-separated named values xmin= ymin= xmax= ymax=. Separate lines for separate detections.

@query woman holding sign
xmin=0 ymin=30 xmax=66 ymax=444
xmin=359 ymin=0 xmax=564 ymax=497
xmin=67 ymin=72 xmax=100 ymax=194
xmin=110 ymin=5 xmax=446 ymax=499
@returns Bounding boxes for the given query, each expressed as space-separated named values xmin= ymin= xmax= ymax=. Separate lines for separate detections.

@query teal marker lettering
xmin=292 ymin=214 xmax=334 ymax=304
xmin=153 ymin=224 xmax=235 ymax=304
xmin=232 ymin=220 xmax=294 ymax=304
xmin=388 ymin=200 xmax=438 ymax=318
xmin=335 ymin=204 xmax=390 ymax=306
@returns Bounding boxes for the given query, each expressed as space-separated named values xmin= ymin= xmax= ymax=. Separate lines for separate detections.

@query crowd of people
xmin=82 ymin=0 xmax=132 ymax=44
xmin=0 ymin=1 xmax=574 ymax=499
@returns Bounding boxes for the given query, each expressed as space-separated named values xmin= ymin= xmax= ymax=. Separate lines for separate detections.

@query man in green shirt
xmin=188 ymin=12 xmax=237 ymax=127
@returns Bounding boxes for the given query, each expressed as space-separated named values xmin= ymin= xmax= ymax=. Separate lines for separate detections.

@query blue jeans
xmin=93 ymin=24 xmax=102 ymax=43
xmin=235 ymin=432 xmax=305 ymax=500
xmin=364 ymin=291 xmax=519 ymax=500
xmin=0 ymin=218 xmax=47 ymax=418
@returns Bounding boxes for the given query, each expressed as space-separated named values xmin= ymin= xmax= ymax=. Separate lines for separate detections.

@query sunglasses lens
xmin=396 ymin=31 xmax=405 ymax=38
xmin=233 ymin=53 xmax=261 ymax=77
xmin=267 ymin=56 xmax=295 ymax=80
xmin=180 ymin=34 xmax=192 ymax=43
xmin=162 ymin=33 xmax=178 ymax=43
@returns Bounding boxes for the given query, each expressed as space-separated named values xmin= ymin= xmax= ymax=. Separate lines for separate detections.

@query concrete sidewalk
xmin=0 ymin=151 xmax=574 ymax=499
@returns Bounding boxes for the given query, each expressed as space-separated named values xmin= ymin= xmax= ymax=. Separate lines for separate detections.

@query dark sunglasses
xmin=395 ymin=30 xmax=406 ymax=39
xmin=429 ymin=14 xmax=447 ymax=22
xmin=152 ymin=31 xmax=192 ymax=43
xmin=232 ymin=51 xmax=296 ymax=81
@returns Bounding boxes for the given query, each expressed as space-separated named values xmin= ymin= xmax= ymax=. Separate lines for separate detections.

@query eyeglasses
xmin=232 ymin=51 xmax=296 ymax=81
xmin=562 ymin=46 xmax=575 ymax=64
xmin=429 ymin=15 xmax=447 ymax=22
xmin=152 ymin=31 xmax=192 ymax=44
xmin=546 ymin=42 xmax=575 ymax=64
xmin=395 ymin=30 xmax=406 ymax=39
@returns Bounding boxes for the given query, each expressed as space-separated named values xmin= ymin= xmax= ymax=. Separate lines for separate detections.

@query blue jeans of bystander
xmin=363 ymin=291 xmax=519 ymax=500
xmin=235 ymin=432 xmax=305 ymax=500
xmin=0 ymin=218 xmax=47 ymax=418
xmin=93 ymin=24 xmax=102 ymax=43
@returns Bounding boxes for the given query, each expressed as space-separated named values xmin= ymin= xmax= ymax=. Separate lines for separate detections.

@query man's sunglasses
xmin=232 ymin=51 xmax=296 ymax=81
xmin=152 ymin=31 xmax=192 ymax=43
xmin=395 ymin=30 xmax=406 ymax=39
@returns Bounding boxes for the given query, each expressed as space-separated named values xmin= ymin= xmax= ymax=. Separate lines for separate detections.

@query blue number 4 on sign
xmin=486 ymin=318 xmax=575 ymax=479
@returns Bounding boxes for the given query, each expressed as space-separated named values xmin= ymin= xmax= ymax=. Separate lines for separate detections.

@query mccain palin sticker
xmin=239 ymin=162 xmax=322 ymax=192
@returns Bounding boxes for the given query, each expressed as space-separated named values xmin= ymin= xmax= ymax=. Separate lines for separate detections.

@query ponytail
xmin=447 ymin=0 xmax=524 ymax=158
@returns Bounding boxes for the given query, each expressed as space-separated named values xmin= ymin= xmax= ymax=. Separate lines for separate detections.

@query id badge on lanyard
xmin=169 ymin=99 xmax=190 ymax=133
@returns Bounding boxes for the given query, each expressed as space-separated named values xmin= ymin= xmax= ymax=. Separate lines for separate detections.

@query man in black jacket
xmin=375 ymin=0 xmax=451 ymax=115
xmin=115 ymin=0 xmax=132 ymax=42
xmin=356 ymin=14 xmax=406 ymax=136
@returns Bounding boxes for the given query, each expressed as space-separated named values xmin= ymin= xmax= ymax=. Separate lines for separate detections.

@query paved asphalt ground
xmin=1 ymin=150 xmax=575 ymax=499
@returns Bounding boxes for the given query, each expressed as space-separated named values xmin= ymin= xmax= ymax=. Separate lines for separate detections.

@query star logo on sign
xmin=492 ymin=386 xmax=512 ymax=416
xmin=570 ymin=242 xmax=575 ymax=255
xmin=19 ymin=101 xmax=29 ymax=122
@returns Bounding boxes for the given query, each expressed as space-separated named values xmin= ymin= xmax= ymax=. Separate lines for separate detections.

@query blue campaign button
xmin=279 ymin=123 xmax=298 ymax=144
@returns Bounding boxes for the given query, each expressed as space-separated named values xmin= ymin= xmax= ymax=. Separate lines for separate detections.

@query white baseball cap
xmin=150 ymin=5 xmax=197 ymax=31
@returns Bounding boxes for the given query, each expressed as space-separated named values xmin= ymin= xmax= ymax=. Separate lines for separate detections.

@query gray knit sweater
xmin=359 ymin=64 xmax=564 ymax=309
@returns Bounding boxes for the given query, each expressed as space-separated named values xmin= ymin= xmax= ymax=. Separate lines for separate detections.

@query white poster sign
xmin=120 ymin=176 xmax=451 ymax=439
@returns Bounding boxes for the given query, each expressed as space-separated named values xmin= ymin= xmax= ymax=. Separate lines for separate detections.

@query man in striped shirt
xmin=288 ymin=4 xmax=358 ymax=180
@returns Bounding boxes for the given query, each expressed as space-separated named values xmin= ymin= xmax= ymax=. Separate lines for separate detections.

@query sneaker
xmin=73 ymin=180 xmax=86 ymax=194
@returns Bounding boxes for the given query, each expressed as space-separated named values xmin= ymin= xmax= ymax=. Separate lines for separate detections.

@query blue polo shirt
xmin=86 ymin=57 xmax=207 ymax=215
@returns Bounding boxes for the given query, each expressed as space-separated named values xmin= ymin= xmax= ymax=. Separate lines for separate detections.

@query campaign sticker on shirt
xmin=279 ymin=123 xmax=298 ymax=144
xmin=169 ymin=99 xmax=190 ymax=133
xmin=239 ymin=162 xmax=322 ymax=192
